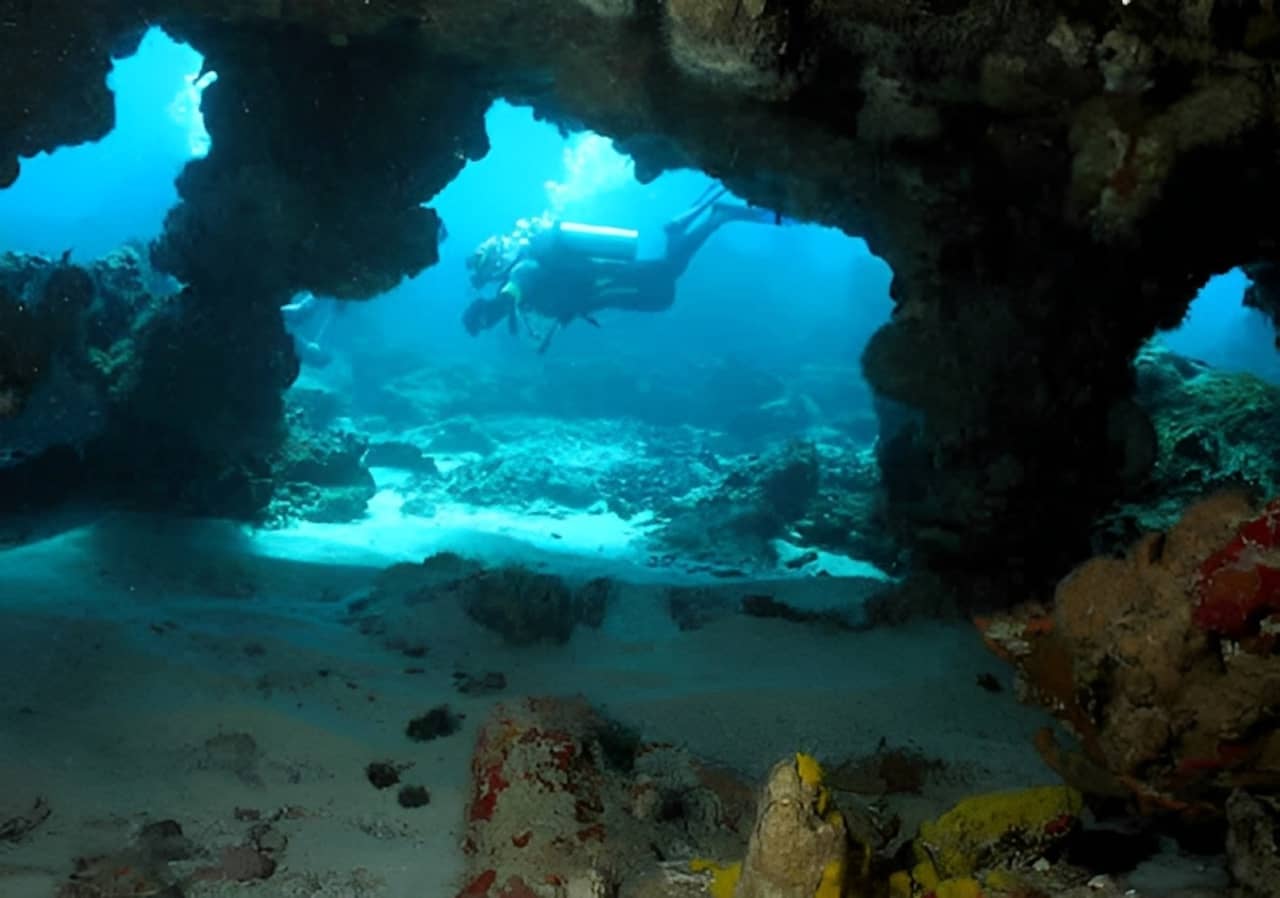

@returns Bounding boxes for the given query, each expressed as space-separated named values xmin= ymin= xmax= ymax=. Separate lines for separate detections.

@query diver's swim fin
xmin=711 ymin=201 xmax=794 ymax=227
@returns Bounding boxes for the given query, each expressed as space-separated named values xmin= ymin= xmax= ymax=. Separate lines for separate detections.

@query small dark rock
xmin=740 ymin=594 xmax=855 ymax=631
xmin=137 ymin=819 xmax=196 ymax=861
xmin=397 ymin=785 xmax=431 ymax=808
xmin=453 ymin=671 xmax=507 ymax=695
xmin=406 ymin=705 xmax=463 ymax=742
xmin=233 ymin=807 xmax=261 ymax=821
xmin=458 ymin=566 xmax=577 ymax=645
xmin=784 ymin=550 xmax=820 ymax=569
xmin=366 ymin=761 xmax=401 ymax=790
xmin=574 ymin=577 xmax=614 ymax=629
xmin=665 ymin=586 xmax=732 ymax=631
xmin=740 ymin=594 xmax=809 ymax=623
xmin=0 ymin=796 xmax=50 ymax=843
xmin=364 ymin=441 xmax=438 ymax=473
xmin=976 ymin=672 xmax=1002 ymax=692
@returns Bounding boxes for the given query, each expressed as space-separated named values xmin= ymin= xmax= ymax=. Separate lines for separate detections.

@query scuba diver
xmin=462 ymin=186 xmax=782 ymax=353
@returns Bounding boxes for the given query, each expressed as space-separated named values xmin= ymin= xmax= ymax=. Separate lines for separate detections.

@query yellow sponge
xmin=888 ymin=870 xmax=913 ymax=898
xmin=937 ymin=878 xmax=983 ymax=898
xmin=796 ymin=753 xmax=833 ymax=815
xmin=912 ymin=860 xmax=940 ymax=891
xmin=916 ymin=786 xmax=1082 ymax=878
xmin=814 ymin=856 xmax=846 ymax=898
xmin=690 ymin=858 xmax=742 ymax=898
xmin=796 ymin=752 xmax=825 ymax=787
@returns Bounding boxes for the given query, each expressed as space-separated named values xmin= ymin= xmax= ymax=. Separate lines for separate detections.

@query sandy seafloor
xmin=0 ymin=488 xmax=1227 ymax=898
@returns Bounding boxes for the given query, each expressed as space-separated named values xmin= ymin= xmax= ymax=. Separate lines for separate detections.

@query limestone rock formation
xmin=4 ymin=1 xmax=1280 ymax=588
xmin=735 ymin=755 xmax=849 ymax=898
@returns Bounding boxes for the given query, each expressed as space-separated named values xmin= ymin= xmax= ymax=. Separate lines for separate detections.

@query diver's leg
xmin=663 ymin=185 xmax=730 ymax=238
xmin=660 ymin=205 xmax=738 ymax=278
xmin=593 ymin=266 xmax=675 ymax=312
xmin=661 ymin=201 xmax=785 ymax=278
xmin=710 ymin=200 xmax=786 ymax=227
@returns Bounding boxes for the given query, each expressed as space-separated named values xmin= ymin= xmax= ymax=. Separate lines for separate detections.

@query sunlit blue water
xmin=0 ymin=29 xmax=892 ymax=391
xmin=0 ymin=29 xmax=207 ymax=260
xmin=1156 ymin=268 xmax=1280 ymax=383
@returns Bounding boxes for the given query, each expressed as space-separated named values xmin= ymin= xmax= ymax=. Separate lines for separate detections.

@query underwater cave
xmin=2 ymin=3 xmax=1280 ymax=897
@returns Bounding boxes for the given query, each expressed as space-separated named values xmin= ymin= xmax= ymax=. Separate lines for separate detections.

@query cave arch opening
xmin=289 ymin=98 xmax=899 ymax=579
xmin=1150 ymin=266 xmax=1280 ymax=383
xmin=1105 ymin=266 xmax=1280 ymax=548
xmin=0 ymin=27 xmax=211 ymax=261
xmin=0 ymin=22 xmax=900 ymax=584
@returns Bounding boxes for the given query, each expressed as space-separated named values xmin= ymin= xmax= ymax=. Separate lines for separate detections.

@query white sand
xmin=0 ymin=509 xmax=1056 ymax=898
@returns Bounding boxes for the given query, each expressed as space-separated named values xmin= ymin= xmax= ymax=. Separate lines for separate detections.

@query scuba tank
xmin=541 ymin=221 xmax=639 ymax=262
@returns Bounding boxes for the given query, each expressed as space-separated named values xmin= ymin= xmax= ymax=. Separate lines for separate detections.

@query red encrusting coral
xmin=1193 ymin=497 xmax=1280 ymax=638
xmin=458 ymin=869 xmax=497 ymax=898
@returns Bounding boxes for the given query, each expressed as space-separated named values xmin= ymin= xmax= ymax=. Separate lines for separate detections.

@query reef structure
xmin=979 ymin=491 xmax=1280 ymax=817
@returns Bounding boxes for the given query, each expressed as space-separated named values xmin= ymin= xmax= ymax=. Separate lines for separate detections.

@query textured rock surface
xmin=5 ymin=1 xmax=1280 ymax=587
xmin=458 ymin=696 xmax=752 ymax=896
xmin=1226 ymin=790 xmax=1280 ymax=897
xmin=735 ymin=756 xmax=849 ymax=898
xmin=1096 ymin=344 xmax=1280 ymax=549
xmin=980 ymin=492 xmax=1280 ymax=816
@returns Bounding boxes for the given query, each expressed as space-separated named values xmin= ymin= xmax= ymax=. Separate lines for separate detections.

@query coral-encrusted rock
xmin=1226 ymin=790 xmax=1280 ymax=897
xmin=658 ymin=440 xmax=821 ymax=566
xmin=665 ymin=0 xmax=802 ymax=98
xmin=265 ymin=415 xmax=376 ymax=525
xmin=913 ymin=786 xmax=1082 ymax=881
xmin=979 ymin=492 xmax=1280 ymax=815
xmin=735 ymin=756 xmax=850 ymax=898
xmin=1098 ymin=344 xmax=1280 ymax=545
xmin=459 ymin=698 xmax=752 ymax=898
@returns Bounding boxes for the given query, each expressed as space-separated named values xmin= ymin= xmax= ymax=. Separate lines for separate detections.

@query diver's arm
xmin=504 ymin=259 xmax=555 ymax=344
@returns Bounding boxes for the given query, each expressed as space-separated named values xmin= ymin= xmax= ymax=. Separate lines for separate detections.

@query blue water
xmin=1156 ymin=268 xmax=1280 ymax=383
xmin=0 ymin=29 xmax=208 ymax=261
xmin=342 ymin=105 xmax=894 ymax=378
xmin=0 ymin=29 xmax=892 ymax=395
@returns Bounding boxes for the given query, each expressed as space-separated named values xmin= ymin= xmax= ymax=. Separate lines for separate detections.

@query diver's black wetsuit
xmin=462 ymin=187 xmax=772 ymax=348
